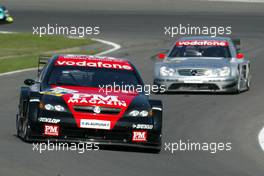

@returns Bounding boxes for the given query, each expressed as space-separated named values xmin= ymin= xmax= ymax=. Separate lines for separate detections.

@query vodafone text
xmin=176 ymin=40 xmax=228 ymax=46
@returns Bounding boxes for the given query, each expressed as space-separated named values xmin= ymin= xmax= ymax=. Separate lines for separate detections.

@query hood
xmin=41 ymin=86 xmax=138 ymax=129
xmin=161 ymin=57 xmax=231 ymax=69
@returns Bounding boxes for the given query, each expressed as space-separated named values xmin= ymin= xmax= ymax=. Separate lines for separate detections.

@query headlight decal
xmin=40 ymin=102 xmax=67 ymax=112
xmin=206 ymin=67 xmax=231 ymax=77
xmin=128 ymin=110 xmax=150 ymax=117
xmin=160 ymin=66 xmax=175 ymax=76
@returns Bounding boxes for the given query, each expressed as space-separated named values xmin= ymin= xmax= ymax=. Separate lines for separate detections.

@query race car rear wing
xmin=38 ymin=55 xmax=50 ymax=77
xmin=232 ymin=38 xmax=241 ymax=52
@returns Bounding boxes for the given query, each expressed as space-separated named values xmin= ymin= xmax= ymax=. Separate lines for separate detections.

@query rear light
xmin=158 ymin=53 xmax=166 ymax=59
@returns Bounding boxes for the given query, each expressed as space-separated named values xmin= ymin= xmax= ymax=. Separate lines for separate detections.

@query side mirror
xmin=24 ymin=79 xmax=35 ymax=86
xmin=236 ymin=53 xmax=244 ymax=59
xmin=157 ymin=53 xmax=166 ymax=59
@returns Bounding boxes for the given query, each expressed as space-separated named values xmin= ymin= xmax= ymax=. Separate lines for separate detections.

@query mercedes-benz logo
xmin=190 ymin=69 xmax=198 ymax=76
xmin=93 ymin=106 xmax=101 ymax=114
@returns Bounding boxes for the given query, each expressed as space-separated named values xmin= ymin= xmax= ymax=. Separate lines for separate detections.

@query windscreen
xmin=48 ymin=66 xmax=142 ymax=88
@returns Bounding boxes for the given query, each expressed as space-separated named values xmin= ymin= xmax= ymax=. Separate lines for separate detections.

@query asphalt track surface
xmin=1 ymin=1 xmax=264 ymax=176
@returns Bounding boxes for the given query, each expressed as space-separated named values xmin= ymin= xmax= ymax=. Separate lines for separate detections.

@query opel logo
xmin=93 ymin=106 xmax=101 ymax=114
xmin=190 ymin=69 xmax=198 ymax=76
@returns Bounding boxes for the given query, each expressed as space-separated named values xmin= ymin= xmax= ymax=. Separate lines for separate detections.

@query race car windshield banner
xmin=176 ymin=40 xmax=228 ymax=46
xmin=55 ymin=56 xmax=133 ymax=70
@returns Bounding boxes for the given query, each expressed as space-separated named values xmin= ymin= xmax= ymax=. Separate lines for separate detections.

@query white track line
xmin=258 ymin=127 xmax=264 ymax=151
xmin=0 ymin=68 xmax=38 ymax=77
xmin=207 ymin=0 xmax=264 ymax=3
xmin=91 ymin=38 xmax=121 ymax=56
xmin=0 ymin=31 xmax=15 ymax=34
xmin=0 ymin=38 xmax=121 ymax=77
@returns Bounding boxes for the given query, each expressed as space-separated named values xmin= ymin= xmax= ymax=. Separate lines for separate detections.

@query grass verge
xmin=0 ymin=33 xmax=98 ymax=73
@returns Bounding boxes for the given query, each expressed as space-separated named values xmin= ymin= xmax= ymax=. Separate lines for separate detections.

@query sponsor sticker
xmin=39 ymin=117 xmax=60 ymax=124
xmin=67 ymin=94 xmax=127 ymax=107
xmin=44 ymin=125 xmax=59 ymax=136
xmin=50 ymin=87 xmax=78 ymax=94
xmin=55 ymin=57 xmax=133 ymax=70
xmin=132 ymin=131 xmax=147 ymax=142
xmin=176 ymin=40 xmax=228 ymax=46
xmin=80 ymin=119 xmax=111 ymax=130
xmin=132 ymin=124 xmax=153 ymax=130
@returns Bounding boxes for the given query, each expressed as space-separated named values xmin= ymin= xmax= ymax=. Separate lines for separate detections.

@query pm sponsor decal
xmin=44 ymin=125 xmax=60 ymax=136
xmin=80 ymin=119 xmax=111 ymax=130
xmin=132 ymin=131 xmax=147 ymax=142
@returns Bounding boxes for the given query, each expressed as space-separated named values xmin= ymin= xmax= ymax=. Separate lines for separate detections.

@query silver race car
xmin=154 ymin=36 xmax=251 ymax=93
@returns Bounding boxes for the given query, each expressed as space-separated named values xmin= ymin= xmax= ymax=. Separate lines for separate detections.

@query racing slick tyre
xmin=233 ymin=75 xmax=242 ymax=94
xmin=152 ymin=81 xmax=165 ymax=94
xmin=16 ymin=98 xmax=26 ymax=138
xmin=235 ymin=82 xmax=241 ymax=94
xmin=20 ymin=117 xmax=31 ymax=142
xmin=234 ymin=74 xmax=250 ymax=94
xmin=16 ymin=114 xmax=21 ymax=137
xmin=245 ymin=74 xmax=251 ymax=91
xmin=16 ymin=113 xmax=31 ymax=142
xmin=17 ymin=99 xmax=37 ymax=142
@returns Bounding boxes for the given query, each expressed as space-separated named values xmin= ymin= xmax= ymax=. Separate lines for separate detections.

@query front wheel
xmin=17 ymin=102 xmax=32 ymax=142
xmin=245 ymin=75 xmax=251 ymax=91
xmin=20 ymin=118 xmax=31 ymax=142
xmin=232 ymin=76 xmax=242 ymax=94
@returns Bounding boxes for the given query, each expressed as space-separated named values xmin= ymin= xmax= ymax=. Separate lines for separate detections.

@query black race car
xmin=16 ymin=55 xmax=163 ymax=152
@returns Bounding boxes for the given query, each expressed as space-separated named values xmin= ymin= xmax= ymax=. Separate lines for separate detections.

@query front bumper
xmin=154 ymin=77 xmax=238 ymax=92
xmin=28 ymin=134 xmax=161 ymax=150
xmin=27 ymin=111 xmax=161 ymax=149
